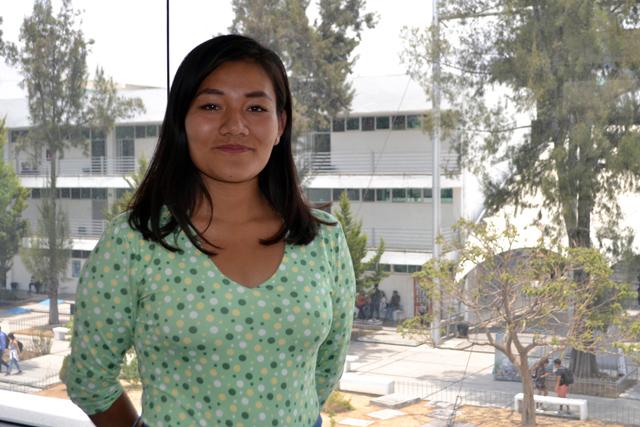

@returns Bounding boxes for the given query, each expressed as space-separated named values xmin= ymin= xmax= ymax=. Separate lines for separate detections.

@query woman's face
xmin=185 ymin=60 xmax=285 ymax=187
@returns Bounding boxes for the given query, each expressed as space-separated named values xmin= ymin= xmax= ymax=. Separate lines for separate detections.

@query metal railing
xmin=365 ymin=227 xmax=455 ymax=251
xmin=394 ymin=377 xmax=640 ymax=426
xmin=302 ymin=151 xmax=460 ymax=175
xmin=69 ymin=219 xmax=108 ymax=238
xmin=17 ymin=156 xmax=136 ymax=177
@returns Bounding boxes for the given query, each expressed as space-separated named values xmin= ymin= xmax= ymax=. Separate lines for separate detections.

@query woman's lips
xmin=216 ymin=144 xmax=252 ymax=153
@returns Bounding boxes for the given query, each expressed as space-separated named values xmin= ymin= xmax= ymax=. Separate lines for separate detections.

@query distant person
xmin=554 ymin=358 xmax=571 ymax=414
xmin=6 ymin=333 xmax=22 ymax=375
xmin=531 ymin=357 xmax=549 ymax=408
xmin=386 ymin=290 xmax=401 ymax=321
xmin=369 ymin=284 xmax=382 ymax=320
xmin=379 ymin=291 xmax=387 ymax=319
xmin=636 ymin=274 xmax=640 ymax=306
xmin=0 ymin=327 xmax=9 ymax=373
xmin=356 ymin=291 xmax=367 ymax=319
xmin=28 ymin=276 xmax=36 ymax=294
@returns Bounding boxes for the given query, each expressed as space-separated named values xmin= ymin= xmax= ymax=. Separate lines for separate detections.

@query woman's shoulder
xmin=310 ymin=208 xmax=339 ymax=225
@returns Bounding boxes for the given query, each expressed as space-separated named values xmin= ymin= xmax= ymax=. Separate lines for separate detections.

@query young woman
xmin=63 ymin=35 xmax=356 ymax=427
xmin=531 ymin=357 xmax=548 ymax=409
xmin=6 ymin=333 xmax=21 ymax=375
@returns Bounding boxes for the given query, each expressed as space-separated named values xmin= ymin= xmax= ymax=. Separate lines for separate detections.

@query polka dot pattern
xmin=63 ymin=209 xmax=355 ymax=427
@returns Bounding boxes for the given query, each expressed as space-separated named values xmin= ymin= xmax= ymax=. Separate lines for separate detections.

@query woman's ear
xmin=275 ymin=111 xmax=287 ymax=145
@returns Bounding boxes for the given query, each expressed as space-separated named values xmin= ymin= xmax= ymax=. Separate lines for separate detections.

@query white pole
xmin=431 ymin=0 xmax=442 ymax=346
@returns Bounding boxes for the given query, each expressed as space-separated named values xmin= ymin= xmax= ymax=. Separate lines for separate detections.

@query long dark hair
xmin=128 ymin=34 xmax=329 ymax=254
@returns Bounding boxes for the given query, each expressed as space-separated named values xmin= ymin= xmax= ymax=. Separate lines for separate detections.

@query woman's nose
xmin=219 ymin=108 xmax=249 ymax=136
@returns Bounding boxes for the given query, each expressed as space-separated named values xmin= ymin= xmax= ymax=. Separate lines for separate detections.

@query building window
xmin=392 ymin=188 xmax=406 ymax=202
xmin=346 ymin=117 xmax=360 ymax=131
xmin=380 ymin=264 xmax=391 ymax=272
xmin=362 ymin=189 xmax=375 ymax=201
xmin=71 ymin=188 xmax=81 ymax=199
xmin=332 ymin=189 xmax=345 ymax=201
xmin=361 ymin=117 xmax=375 ymax=131
xmin=407 ymin=114 xmax=421 ymax=129
xmin=59 ymin=188 xmax=70 ymax=198
xmin=441 ymin=188 xmax=453 ymax=202
xmin=71 ymin=260 xmax=82 ymax=278
xmin=393 ymin=264 xmax=409 ymax=273
xmin=345 ymin=188 xmax=360 ymax=201
xmin=332 ymin=118 xmax=345 ymax=132
xmin=80 ymin=188 xmax=91 ymax=199
xmin=307 ymin=188 xmax=331 ymax=202
xmin=115 ymin=126 xmax=135 ymax=139
xmin=72 ymin=250 xmax=91 ymax=259
xmin=92 ymin=188 xmax=107 ymax=200
xmin=376 ymin=116 xmax=390 ymax=130
xmin=376 ymin=189 xmax=390 ymax=201
xmin=408 ymin=265 xmax=421 ymax=273
xmin=392 ymin=115 xmax=406 ymax=130
xmin=424 ymin=188 xmax=433 ymax=199
xmin=31 ymin=189 xmax=41 ymax=199
xmin=10 ymin=129 xmax=28 ymax=143
xmin=135 ymin=125 xmax=146 ymax=138
xmin=407 ymin=188 xmax=422 ymax=202
xmin=146 ymin=125 xmax=158 ymax=137
xmin=312 ymin=133 xmax=330 ymax=153
xmin=115 ymin=188 xmax=129 ymax=199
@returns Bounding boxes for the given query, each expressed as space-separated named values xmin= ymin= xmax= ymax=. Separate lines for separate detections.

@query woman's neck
xmin=193 ymin=179 xmax=275 ymax=225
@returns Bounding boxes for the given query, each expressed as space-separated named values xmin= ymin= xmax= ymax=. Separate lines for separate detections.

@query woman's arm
xmin=88 ymin=392 xmax=139 ymax=427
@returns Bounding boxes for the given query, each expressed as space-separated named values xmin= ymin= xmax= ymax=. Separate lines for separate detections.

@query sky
xmin=0 ymin=0 xmax=431 ymax=98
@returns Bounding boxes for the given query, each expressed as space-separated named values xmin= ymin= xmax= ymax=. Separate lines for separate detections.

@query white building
xmin=0 ymin=75 xmax=488 ymax=313
xmin=1 ymin=86 xmax=166 ymax=294
xmin=302 ymin=75 xmax=485 ymax=319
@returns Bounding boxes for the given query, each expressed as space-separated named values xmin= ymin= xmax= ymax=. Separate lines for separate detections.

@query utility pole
xmin=431 ymin=0 xmax=442 ymax=346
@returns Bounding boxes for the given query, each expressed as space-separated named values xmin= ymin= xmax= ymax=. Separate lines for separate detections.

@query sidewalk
xmin=0 ymin=338 xmax=70 ymax=393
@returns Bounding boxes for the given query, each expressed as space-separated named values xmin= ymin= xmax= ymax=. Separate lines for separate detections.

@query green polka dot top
xmin=63 ymin=209 xmax=356 ymax=427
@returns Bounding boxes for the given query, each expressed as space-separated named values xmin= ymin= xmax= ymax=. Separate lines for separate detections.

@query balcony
xmin=366 ymin=226 xmax=456 ymax=251
xmin=17 ymin=157 xmax=136 ymax=177
xmin=69 ymin=220 xmax=108 ymax=238
xmin=300 ymin=151 xmax=460 ymax=175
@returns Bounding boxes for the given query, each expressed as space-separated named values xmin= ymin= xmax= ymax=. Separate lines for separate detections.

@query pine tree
xmin=0 ymin=120 xmax=29 ymax=290
xmin=334 ymin=192 xmax=386 ymax=293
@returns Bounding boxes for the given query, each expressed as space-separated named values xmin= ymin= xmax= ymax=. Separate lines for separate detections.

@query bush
xmin=30 ymin=331 xmax=52 ymax=356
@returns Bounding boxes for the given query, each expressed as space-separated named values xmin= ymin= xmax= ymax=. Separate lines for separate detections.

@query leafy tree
xmin=334 ymin=191 xmax=386 ymax=293
xmin=406 ymin=218 xmax=635 ymax=426
xmin=105 ymin=156 xmax=148 ymax=221
xmin=230 ymin=0 xmax=376 ymax=139
xmin=2 ymin=0 xmax=144 ymax=324
xmin=402 ymin=0 xmax=640 ymax=377
xmin=0 ymin=120 xmax=29 ymax=290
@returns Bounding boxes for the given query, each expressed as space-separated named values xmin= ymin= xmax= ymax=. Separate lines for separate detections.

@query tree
xmin=230 ymin=0 xmax=376 ymax=140
xmin=334 ymin=191 xmax=386 ymax=293
xmin=402 ymin=0 xmax=640 ymax=377
xmin=0 ymin=120 xmax=29 ymax=290
xmin=406 ymin=218 xmax=635 ymax=426
xmin=2 ymin=0 xmax=144 ymax=324
xmin=105 ymin=156 xmax=148 ymax=221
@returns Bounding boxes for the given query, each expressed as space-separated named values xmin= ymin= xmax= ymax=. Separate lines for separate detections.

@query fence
xmin=394 ymin=378 xmax=640 ymax=426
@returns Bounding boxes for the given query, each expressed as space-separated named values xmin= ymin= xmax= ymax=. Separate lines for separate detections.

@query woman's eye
xmin=248 ymin=105 xmax=267 ymax=112
xmin=200 ymin=103 xmax=220 ymax=111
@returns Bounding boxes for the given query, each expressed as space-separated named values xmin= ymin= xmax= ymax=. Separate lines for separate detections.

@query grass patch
xmin=324 ymin=391 xmax=354 ymax=415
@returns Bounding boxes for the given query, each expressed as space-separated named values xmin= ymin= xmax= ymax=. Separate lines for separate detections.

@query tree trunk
xmin=518 ymin=355 xmax=537 ymax=426
xmin=47 ymin=152 xmax=59 ymax=325
xmin=0 ymin=266 xmax=7 ymax=290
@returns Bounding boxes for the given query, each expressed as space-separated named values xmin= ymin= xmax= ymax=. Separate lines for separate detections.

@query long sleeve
xmin=315 ymin=219 xmax=356 ymax=407
xmin=62 ymin=216 xmax=140 ymax=415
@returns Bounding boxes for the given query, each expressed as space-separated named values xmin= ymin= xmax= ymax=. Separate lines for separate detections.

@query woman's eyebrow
xmin=194 ymin=87 xmax=273 ymax=101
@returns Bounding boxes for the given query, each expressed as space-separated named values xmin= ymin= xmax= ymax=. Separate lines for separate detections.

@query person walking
xmin=0 ymin=328 xmax=9 ymax=373
xmin=6 ymin=333 xmax=22 ymax=375
xmin=531 ymin=357 xmax=549 ymax=409
xmin=554 ymin=358 xmax=571 ymax=414
xmin=355 ymin=291 xmax=367 ymax=320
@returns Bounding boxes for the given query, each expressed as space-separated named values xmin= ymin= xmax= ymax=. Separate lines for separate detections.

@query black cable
xmin=166 ymin=0 xmax=170 ymax=99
